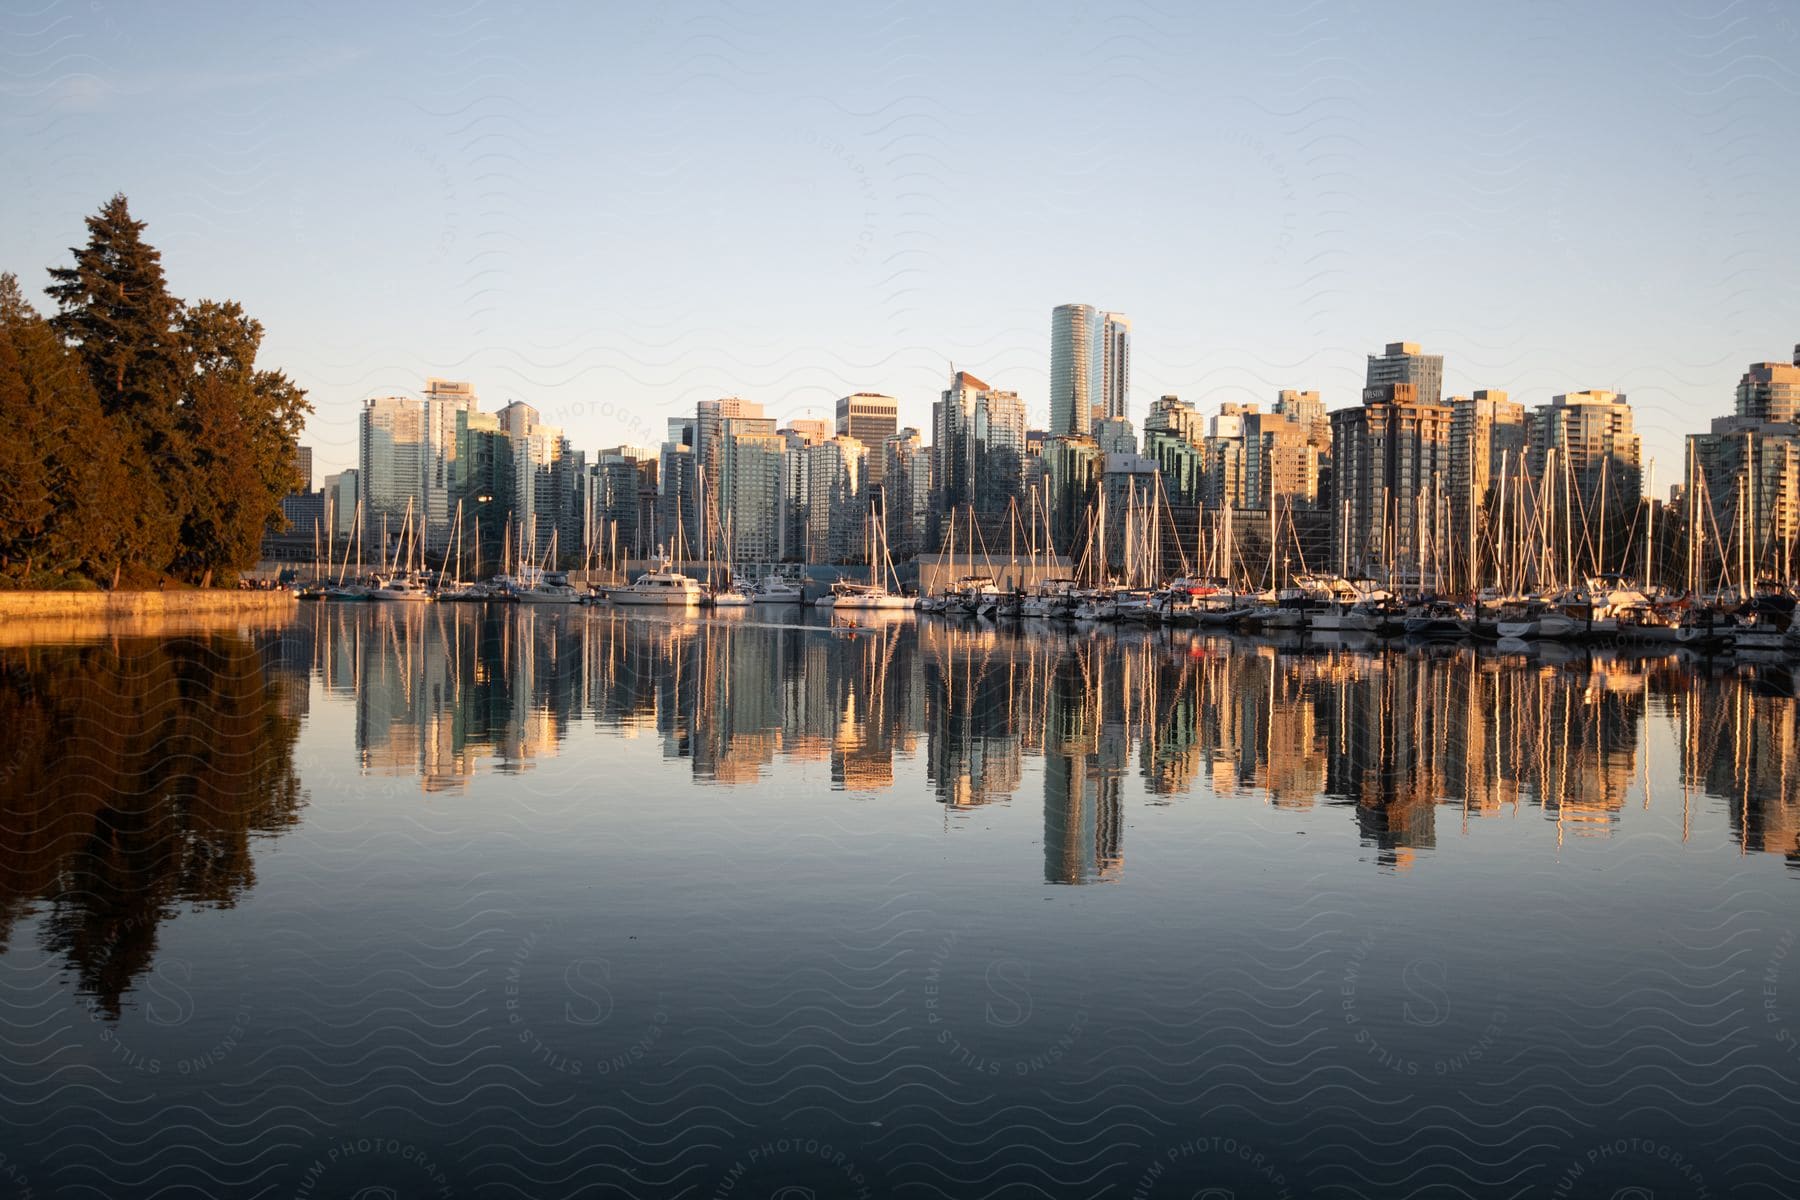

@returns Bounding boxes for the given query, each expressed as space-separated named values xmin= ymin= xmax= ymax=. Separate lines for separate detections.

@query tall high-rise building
xmin=1099 ymin=312 xmax=1131 ymax=423
xmin=1050 ymin=304 xmax=1131 ymax=435
xmin=497 ymin=400 xmax=574 ymax=562
xmin=452 ymin=408 xmax=510 ymax=572
xmin=931 ymin=370 xmax=1026 ymax=544
xmin=360 ymin=396 xmax=424 ymax=559
xmin=579 ymin=449 xmax=655 ymax=563
xmin=1094 ymin=417 xmax=1137 ymax=456
xmin=696 ymin=397 xmax=762 ymax=531
xmin=796 ymin=435 xmax=869 ymax=562
xmin=659 ymin=418 xmax=697 ymax=558
xmin=1200 ymin=403 xmax=1258 ymax=509
xmin=1366 ymin=342 xmax=1444 ymax=408
xmin=1143 ymin=396 xmax=1205 ymax=506
xmin=358 ymin=379 xmax=479 ymax=558
xmin=883 ymin=428 xmax=931 ymax=562
xmin=1685 ymin=350 xmax=1800 ymax=589
xmin=835 ymin=394 xmax=899 ymax=487
xmin=717 ymin=413 xmax=784 ymax=564
xmin=324 ymin=469 xmax=359 ymax=540
xmin=784 ymin=418 xmax=832 ymax=446
xmin=1242 ymin=410 xmax=1321 ymax=511
xmin=1043 ymin=435 xmax=1104 ymax=556
xmin=293 ymin=445 xmax=314 ymax=494
xmin=1527 ymin=390 xmax=1642 ymax=574
xmin=1274 ymin=390 xmax=1330 ymax=450
xmin=1448 ymin=390 xmax=1527 ymax=582
xmin=1330 ymin=383 xmax=1456 ymax=578
xmin=1736 ymin=354 xmax=1800 ymax=423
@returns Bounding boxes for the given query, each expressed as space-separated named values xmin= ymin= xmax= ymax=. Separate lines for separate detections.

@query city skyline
xmin=6 ymin=6 xmax=1796 ymax=483
xmin=298 ymin=338 xmax=1800 ymax=595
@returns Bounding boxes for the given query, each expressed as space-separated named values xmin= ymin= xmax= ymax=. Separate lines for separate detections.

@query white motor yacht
xmin=370 ymin=575 xmax=433 ymax=603
xmin=612 ymin=558 xmax=705 ymax=607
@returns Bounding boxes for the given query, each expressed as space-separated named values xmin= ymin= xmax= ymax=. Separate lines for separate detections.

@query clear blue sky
xmin=5 ymin=1 xmax=1797 ymax=486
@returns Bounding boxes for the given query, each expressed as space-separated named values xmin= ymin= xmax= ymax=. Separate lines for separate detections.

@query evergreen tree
xmin=173 ymin=301 xmax=310 ymax=584
xmin=0 ymin=275 xmax=131 ymax=586
xmin=45 ymin=195 xmax=189 ymax=581
xmin=9 ymin=194 xmax=315 ymax=588
xmin=0 ymin=276 xmax=53 ymax=577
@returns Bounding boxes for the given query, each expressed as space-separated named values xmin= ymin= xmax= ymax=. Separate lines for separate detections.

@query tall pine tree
xmin=45 ymin=195 xmax=190 ymax=582
xmin=0 ymin=275 xmax=132 ymax=585
xmin=19 ymin=194 xmax=313 ymax=587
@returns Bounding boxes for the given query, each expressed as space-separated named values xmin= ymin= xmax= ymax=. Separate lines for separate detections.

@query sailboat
xmin=370 ymin=498 xmax=433 ymax=603
xmin=709 ymin=510 xmax=753 ymax=607
xmin=831 ymin=508 xmax=916 ymax=610
xmin=512 ymin=529 xmax=583 ymax=604
xmin=324 ymin=499 xmax=372 ymax=600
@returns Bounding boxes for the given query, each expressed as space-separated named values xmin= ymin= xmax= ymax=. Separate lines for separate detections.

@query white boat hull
xmin=832 ymin=595 xmax=915 ymax=611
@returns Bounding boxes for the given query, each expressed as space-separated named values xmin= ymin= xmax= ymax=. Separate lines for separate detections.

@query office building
xmin=835 ymin=394 xmax=899 ymax=487
xmin=931 ymin=370 xmax=1026 ymax=543
xmin=717 ymin=413 xmax=784 ymax=564
xmin=796 ymin=435 xmax=869 ymax=562
xmin=1366 ymin=342 xmax=1444 ymax=407
xmin=1044 ymin=435 xmax=1104 ymax=556
xmin=324 ymin=469 xmax=359 ymax=540
xmin=1527 ymin=390 xmax=1643 ymax=574
xmin=1448 ymin=390 xmax=1527 ymax=580
xmin=1242 ymin=410 xmax=1321 ymax=511
xmin=1094 ymin=417 xmax=1137 ymax=456
xmin=1049 ymin=304 xmax=1131 ymax=435
xmin=356 ymin=379 xmax=479 ymax=559
xmin=1686 ymin=350 xmax=1800 ymax=589
xmin=1330 ymin=383 xmax=1456 ymax=579
xmin=1143 ymin=396 xmax=1205 ymax=507
xmin=883 ymin=428 xmax=931 ymax=562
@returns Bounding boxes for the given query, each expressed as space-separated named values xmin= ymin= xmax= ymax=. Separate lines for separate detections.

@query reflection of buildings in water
xmin=1042 ymin=643 xmax=1123 ymax=884
xmin=922 ymin=624 xmax=1024 ymax=808
xmin=577 ymin=613 xmax=925 ymax=791
xmin=1688 ymin=668 xmax=1800 ymax=861
xmin=317 ymin=605 xmax=577 ymax=792
xmin=311 ymin=603 xmax=1800 ymax=868
xmin=1533 ymin=663 xmax=1642 ymax=838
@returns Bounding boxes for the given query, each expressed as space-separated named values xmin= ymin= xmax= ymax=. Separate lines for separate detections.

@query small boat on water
xmin=370 ymin=574 xmax=434 ymax=603
xmin=829 ymin=580 xmax=915 ymax=611
xmin=751 ymin=572 xmax=805 ymax=604
xmin=612 ymin=557 xmax=705 ymax=607
xmin=512 ymin=570 xmax=583 ymax=605
xmin=1403 ymin=600 xmax=1471 ymax=640
xmin=945 ymin=576 xmax=1003 ymax=618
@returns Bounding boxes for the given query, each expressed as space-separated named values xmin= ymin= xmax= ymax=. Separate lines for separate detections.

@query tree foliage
xmin=1 ymin=195 xmax=311 ymax=588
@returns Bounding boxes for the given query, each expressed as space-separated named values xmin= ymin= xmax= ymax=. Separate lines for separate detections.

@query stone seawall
xmin=0 ymin=589 xmax=297 ymax=644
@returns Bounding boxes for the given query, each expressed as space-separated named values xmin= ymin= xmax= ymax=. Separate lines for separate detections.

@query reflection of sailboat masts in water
xmin=0 ymin=633 xmax=305 ymax=1014
xmin=1043 ymin=644 xmax=1124 ymax=884
xmin=307 ymin=605 xmax=1800 ymax=871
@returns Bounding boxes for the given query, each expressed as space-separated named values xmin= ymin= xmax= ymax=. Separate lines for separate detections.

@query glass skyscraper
xmin=1050 ymin=304 xmax=1131 ymax=436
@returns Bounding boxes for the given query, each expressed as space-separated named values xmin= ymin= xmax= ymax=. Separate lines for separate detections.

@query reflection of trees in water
xmin=0 ymin=635 xmax=304 ymax=1016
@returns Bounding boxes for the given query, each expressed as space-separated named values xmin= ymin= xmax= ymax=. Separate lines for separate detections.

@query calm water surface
xmin=1 ymin=604 xmax=1797 ymax=1198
